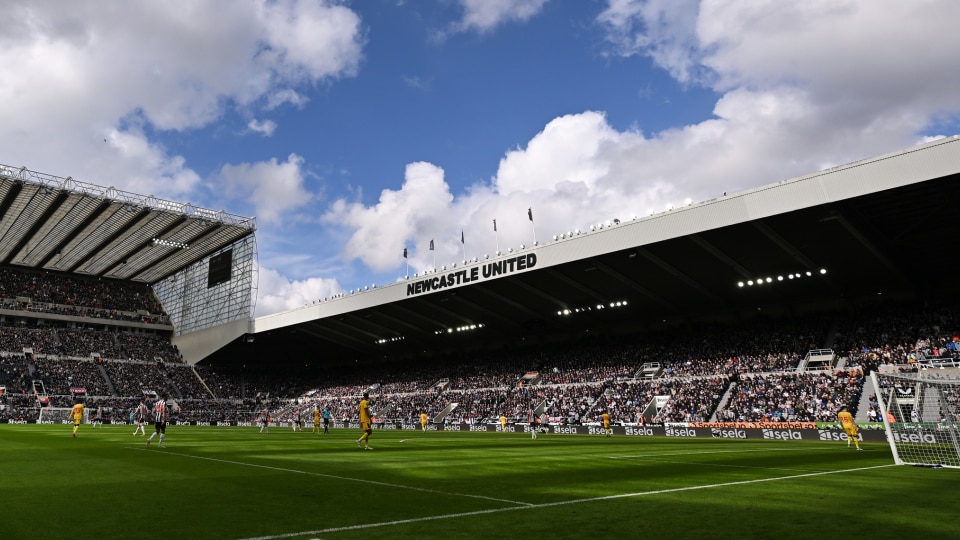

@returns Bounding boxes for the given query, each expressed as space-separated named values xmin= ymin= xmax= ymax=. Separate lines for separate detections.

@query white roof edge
xmin=253 ymin=136 xmax=960 ymax=334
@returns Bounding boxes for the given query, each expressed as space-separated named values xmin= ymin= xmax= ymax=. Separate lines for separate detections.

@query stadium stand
xmin=1 ymin=257 xmax=957 ymax=429
xmin=0 ymin=296 xmax=960 ymax=424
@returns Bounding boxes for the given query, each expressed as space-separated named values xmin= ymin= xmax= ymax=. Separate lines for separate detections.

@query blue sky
xmin=2 ymin=0 xmax=959 ymax=315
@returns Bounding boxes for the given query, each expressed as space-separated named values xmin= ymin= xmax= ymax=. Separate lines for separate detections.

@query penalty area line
xmin=126 ymin=446 xmax=532 ymax=507
xmin=236 ymin=464 xmax=895 ymax=540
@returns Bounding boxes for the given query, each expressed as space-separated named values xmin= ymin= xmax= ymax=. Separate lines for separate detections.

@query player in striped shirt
xmin=259 ymin=407 xmax=270 ymax=433
xmin=146 ymin=393 xmax=168 ymax=448
xmin=132 ymin=399 xmax=148 ymax=436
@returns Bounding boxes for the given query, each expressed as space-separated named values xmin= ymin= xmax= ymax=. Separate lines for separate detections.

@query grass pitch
xmin=1 ymin=424 xmax=956 ymax=539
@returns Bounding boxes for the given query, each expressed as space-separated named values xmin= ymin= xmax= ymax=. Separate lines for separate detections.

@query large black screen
xmin=207 ymin=249 xmax=233 ymax=288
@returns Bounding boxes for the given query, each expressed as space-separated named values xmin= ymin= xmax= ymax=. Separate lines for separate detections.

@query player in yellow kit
xmin=837 ymin=406 xmax=861 ymax=450
xmin=70 ymin=400 xmax=85 ymax=437
xmin=601 ymin=411 xmax=612 ymax=437
xmin=420 ymin=411 xmax=429 ymax=432
xmin=312 ymin=406 xmax=321 ymax=434
xmin=500 ymin=415 xmax=507 ymax=432
xmin=356 ymin=392 xmax=373 ymax=450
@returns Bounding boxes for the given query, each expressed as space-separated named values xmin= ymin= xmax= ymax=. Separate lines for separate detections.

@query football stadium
xmin=1 ymin=138 xmax=959 ymax=539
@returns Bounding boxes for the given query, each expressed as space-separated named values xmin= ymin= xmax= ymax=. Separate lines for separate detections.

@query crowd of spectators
xmin=57 ymin=329 xmax=120 ymax=358
xmin=0 ymin=296 xmax=956 ymax=427
xmin=115 ymin=333 xmax=182 ymax=363
xmin=165 ymin=365 xmax=213 ymax=399
xmin=103 ymin=360 xmax=171 ymax=397
xmin=0 ymin=265 xmax=165 ymax=315
xmin=32 ymin=357 xmax=112 ymax=396
xmin=716 ymin=371 xmax=863 ymax=423
xmin=0 ymin=325 xmax=59 ymax=354
xmin=0 ymin=353 xmax=31 ymax=393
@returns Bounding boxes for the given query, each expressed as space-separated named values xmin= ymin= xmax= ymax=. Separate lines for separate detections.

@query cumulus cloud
xmin=326 ymin=0 xmax=960 ymax=282
xmin=218 ymin=154 xmax=312 ymax=225
xmin=0 ymin=0 xmax=363 ymax=199
xmin=247 ymin=119 xmax=278 ymax=137
xmin=324 ymin=162 xmax=455 ymax=272
xmin=448 ymin=0 xmax=551 ymax=34
xmin=256 ymin=263 xmax=342 ymax=315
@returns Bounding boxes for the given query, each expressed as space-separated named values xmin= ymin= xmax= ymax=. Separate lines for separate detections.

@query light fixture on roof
xmin=152 ymin=238 xmax=188 ymax=249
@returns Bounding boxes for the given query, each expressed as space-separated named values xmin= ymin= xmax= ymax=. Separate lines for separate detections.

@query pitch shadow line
xmin=236 ymin=464 xmax=895 ymax=540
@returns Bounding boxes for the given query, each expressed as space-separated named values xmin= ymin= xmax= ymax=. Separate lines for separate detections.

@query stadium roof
xmin=0 ymin=164 xmax=255 ymax=284
xmin=201 ymin=136 xmax=960 ymax=368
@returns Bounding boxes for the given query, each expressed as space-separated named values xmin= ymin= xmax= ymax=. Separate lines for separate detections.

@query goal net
xmin=871 ymin=371 xmax=960 ymax=468
xmin=37 ymin=407 xmax=89 ymax=425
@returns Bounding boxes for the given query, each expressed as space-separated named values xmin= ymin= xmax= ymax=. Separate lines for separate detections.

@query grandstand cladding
xmin=212 ymin=136 xmax=960 ymax=368
xmin=0 ymin=163 xmax=255 ymax=285
xmin=0 ymin=162 xmax=257 ymax=344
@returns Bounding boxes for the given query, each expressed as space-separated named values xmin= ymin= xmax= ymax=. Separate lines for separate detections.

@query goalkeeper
xmin=70 ymin=399 xmax=85 ymax=437
xmin=837 ymin=406 xmax=862 ymax=450
xmin=356 ymin=392 xmax=373 ymax=450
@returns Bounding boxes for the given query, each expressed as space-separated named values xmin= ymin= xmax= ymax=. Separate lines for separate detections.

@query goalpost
xmin=37 ymin=407 xmax=89 ymax=425
xmin=871 ymin=371 xmax=960 ymax=468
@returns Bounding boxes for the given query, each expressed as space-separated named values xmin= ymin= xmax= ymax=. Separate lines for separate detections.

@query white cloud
xmin=0 ymin=0 xmax=363 ymax=199
xmin=247 ymin=119 xmax=278 ymax=137
xmin=449 ymin=0 xmax=551 ymax=34
xmin=598 ymin=0 xmax=704 ymax=84
xmin=255 ymin=262 xmax=342 ymax=316
xmin=218 ymin=154 xmax=312 ymax=224
xmin=325 ymin=0 xmax=960 ymax=285
xmin=324 ymin=162 xmax=455 ymax=272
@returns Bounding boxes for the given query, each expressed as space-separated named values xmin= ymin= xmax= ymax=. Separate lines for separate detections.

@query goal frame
xmin=871 ymin=370 xmax=960 ymax=468
xmin=37 ymin=406 xmax=89 ymax=425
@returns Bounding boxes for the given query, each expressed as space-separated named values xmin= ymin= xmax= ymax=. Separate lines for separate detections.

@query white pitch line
xmin=128 ymin=446 xmax=532 ymax=507
xmin=612 ymin=457 xmax=826 ymax=473
xmin=608 ymin=446 xmax=836 ymax=459
xmin=235 ymin=464 xmax=895 ymax=540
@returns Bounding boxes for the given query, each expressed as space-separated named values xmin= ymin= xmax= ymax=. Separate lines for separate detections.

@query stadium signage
xmin=691 ymin=421 xmax=816 ymax=429
xmin=818 ymin=430 xmax=861 ymax=442
xmin=624 ymin=427 xmax=655 ymax=436
xmin=711 ymin=429 xmax=747 ymax=439
xmin=406 ymin=254 xmax=537 ymax=297
xmin=665 ymin=427 xmax=697 ymax=437
xmin=893 ymin=431 xmax=937 ymax=444
xmin=761 ymin=429 xmax=802 ymax=440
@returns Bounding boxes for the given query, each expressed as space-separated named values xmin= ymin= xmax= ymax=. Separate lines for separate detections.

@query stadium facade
xmin=204 ymin=135 xmax=960 ymax=368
